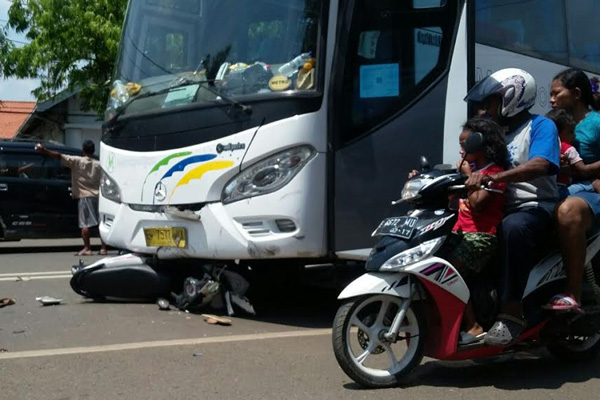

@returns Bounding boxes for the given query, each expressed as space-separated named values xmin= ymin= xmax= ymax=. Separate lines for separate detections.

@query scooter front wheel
xmin=332 ymin=295 xmax=426 ymax=388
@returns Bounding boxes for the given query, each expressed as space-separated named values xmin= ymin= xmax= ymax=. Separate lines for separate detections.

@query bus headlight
xmin=222 ymin=146 xmax=316 ymax=204
xmin=100 ymin=171 xmax=122 ymax=204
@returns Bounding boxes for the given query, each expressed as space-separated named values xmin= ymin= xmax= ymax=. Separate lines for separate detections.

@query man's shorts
xmin=78 ymin=196 xmax=100 ymax=228
xmin=443 ymin=231 xmax=498 ymax=281
xmin=572 ymin=191 xmax=600 ymax=226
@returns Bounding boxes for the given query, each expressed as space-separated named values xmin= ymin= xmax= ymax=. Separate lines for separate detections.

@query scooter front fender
xmin=338 ymin=272 xmax=412 ymax=300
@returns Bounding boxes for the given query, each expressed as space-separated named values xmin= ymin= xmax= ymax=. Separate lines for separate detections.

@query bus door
xmin=330 ymin=0 xmax=469 ymax=256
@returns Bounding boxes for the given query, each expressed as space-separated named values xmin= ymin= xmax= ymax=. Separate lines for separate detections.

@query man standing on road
xmin=35 ymin=140 xmax=108 ymax=256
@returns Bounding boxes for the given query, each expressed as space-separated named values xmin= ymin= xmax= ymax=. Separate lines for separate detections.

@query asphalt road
xmin=1 ymin=243 xmax=600 ymax=400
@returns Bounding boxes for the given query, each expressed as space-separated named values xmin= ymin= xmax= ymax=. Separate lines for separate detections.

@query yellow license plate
xmin=143 ymin=227 xmax=187 ymax=248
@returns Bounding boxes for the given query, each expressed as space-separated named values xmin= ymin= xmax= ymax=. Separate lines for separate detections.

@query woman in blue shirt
xmin=549 ymin=68 xmax=600 ymax=311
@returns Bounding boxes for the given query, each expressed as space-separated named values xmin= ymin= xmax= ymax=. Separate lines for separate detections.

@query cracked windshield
xmin=107 ymin=0 xmax=321 ymax=118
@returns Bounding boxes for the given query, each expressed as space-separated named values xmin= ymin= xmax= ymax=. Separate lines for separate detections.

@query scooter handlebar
xmin=448 ymin=184 xmax=492 ymax=192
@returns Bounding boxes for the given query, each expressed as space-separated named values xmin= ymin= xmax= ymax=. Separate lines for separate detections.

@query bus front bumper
xmin=99 ymin=198 xmax=325 ymax=260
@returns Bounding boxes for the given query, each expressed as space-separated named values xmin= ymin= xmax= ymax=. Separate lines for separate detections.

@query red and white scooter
xmin=332 ymin=136 xmax=600 ymax=388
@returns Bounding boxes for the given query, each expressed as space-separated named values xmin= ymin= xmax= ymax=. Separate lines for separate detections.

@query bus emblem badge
xmin=154 ymin=182 xmax=168 ymax=201
xmin=216 ymin=143 xmax=246 ymax=153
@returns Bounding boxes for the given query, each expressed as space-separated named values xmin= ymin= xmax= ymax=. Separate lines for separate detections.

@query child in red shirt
xmin=445 ymin=117 xmax=508 ymax=345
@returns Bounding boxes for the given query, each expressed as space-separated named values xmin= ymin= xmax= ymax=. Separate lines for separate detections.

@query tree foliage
xmin=0 ymin=0 xmax=127 ymax=115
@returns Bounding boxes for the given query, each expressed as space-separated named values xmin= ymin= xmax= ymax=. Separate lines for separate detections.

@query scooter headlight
xmin=222 ymin=146 xmax=316 ymax=204
xmin=100 ymin=171 xmax=122 ymax=204
xmin=401 ymin=178 xmax=431 ymax=201
xmin=380 ymin=237 xmax=445 ymax=271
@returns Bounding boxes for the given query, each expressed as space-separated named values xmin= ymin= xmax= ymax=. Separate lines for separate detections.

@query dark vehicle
xmin=0 ymin=139 xmax=81 ymax=240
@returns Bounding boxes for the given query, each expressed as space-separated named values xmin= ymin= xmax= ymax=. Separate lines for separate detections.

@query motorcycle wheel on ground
xmin=546 ymin=258 xmax=600 ymax=362
xmin=332 ymin=295 xmax=426 ymax=388
xmin=547 ymin=332 xmax=600 ymax=361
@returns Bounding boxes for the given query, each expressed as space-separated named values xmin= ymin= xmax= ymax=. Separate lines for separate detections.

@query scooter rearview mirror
xmin=420 ymin=156 xmax=430 ymax=172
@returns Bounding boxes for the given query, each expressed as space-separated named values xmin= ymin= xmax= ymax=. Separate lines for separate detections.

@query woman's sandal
xmin=542 ymin=294 xmax=584 ymax=313
xmin=484 ymin=313 xmax=526 ymax=347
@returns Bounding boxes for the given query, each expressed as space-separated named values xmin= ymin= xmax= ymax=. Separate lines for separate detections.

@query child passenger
xmin=546 ymin=108 xmax=600 ymax=199
xmin=445 ymin=116 xmax=509 ymax=345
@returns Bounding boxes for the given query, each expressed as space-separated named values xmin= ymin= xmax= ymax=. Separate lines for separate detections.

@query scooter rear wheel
xmin=332 ymin=295 xmax=426 ymax=388
xmin=547 ymin=332 xmax=600 ymax=361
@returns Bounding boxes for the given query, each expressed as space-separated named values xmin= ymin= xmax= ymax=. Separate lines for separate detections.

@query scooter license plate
xmin=143 ymin=227 xmax=187 ymax=248
xmin=373 ymin=217 xmax=418 ymax=239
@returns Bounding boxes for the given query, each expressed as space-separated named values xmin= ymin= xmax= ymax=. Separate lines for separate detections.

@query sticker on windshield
xmin=269 ymin=75 xmax=292 ymax=91
xmin=358 ymin=31 xmax=380 ymax=59
xmin=359 ymin=64 xmax=399 ymax=98
xmin=163 ymin=84 xmax=200 ymax=108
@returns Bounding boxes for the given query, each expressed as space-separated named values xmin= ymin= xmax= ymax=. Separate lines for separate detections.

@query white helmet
xmin=464 ymin=68 xmax=537 ymax=118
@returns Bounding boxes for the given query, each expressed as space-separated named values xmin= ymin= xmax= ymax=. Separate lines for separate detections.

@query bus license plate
xmin=143 ymin=227 xmax=187 ymax=248
xmin=373 ymin=217 xmax=418 ymax=239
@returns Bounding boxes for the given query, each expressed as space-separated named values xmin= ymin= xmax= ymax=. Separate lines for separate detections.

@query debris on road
xmin=0 ymin=348 xmax=8 ymax=353
xmin=0 ymin=298 xmax=15 ymax=308
xmin=14 ymin=276 xmax=31 ymax=282
xmin=12 ymin=329 xmax=26 ymax=334
xmin=201 ymin=314 xmax=232 ymax=326
xmin=225 ymin=291 xmax=256 ymax=316
xmin=36 ymin=296 xmax=64 ymax=306
xmin=172 ymin=269 xmax=256 ymax=317
xmin=156 ymin=298 xmax=171 ymax=311
xmin=192 ymin=352 xmax=203 ymax=357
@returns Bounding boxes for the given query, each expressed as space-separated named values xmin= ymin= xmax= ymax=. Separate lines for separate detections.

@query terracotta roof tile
xmin=0 ymin=101 xmax=36 ymax=138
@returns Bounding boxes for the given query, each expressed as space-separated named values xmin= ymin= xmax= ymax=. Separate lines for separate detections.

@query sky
xmin=0 ymin=0 xmax=39 ymax=102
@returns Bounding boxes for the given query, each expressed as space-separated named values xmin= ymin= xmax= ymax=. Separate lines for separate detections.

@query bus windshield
xmin=107 ymin=0 xmax=322 ymax=119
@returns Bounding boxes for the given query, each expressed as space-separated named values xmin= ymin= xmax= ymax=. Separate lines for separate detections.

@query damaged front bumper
xmin=99 ymin=195 xmax=326 ymax=261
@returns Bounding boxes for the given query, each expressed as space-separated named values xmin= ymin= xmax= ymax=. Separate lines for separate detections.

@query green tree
xmin=0 ymin=0 xmax=127 ymax=115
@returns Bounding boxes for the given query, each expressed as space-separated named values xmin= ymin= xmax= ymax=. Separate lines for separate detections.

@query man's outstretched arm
xmin=35 ymin=143 xmax=62 ymax=160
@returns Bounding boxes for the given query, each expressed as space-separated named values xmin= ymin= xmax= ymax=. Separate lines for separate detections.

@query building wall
xmin=64 ymin=97 xmax=102 ymax=155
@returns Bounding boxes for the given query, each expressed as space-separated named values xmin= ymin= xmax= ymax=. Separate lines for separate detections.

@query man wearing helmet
xmin=464 ymin=68 xmax=560 ymax=346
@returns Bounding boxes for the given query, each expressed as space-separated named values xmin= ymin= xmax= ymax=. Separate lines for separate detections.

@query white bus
xmin=98 ymin=0 xmax=472 ymax=267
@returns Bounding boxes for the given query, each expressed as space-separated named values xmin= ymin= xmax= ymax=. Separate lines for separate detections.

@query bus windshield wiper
xmin=106 ymin=78 xmax=252 ymax=128
xmin=188 ymin=78 xmax=253 ymax=116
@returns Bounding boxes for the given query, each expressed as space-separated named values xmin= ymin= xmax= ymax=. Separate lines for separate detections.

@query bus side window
xmin=475 ymin=0 xmax=568 ymax=65
xmin=476 ymin=0 xmax=600 ymax=75
xmin=565 ymin=1 xmax=600 ymax=73
xmin=413 ymin=0 xmax=446 ymax=8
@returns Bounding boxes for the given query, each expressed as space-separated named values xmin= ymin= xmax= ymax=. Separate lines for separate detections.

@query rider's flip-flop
xmin=458 ymin=331 xmax=486 ymax=345
xmin=542 ymin=294 xmax=584 ymax=313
